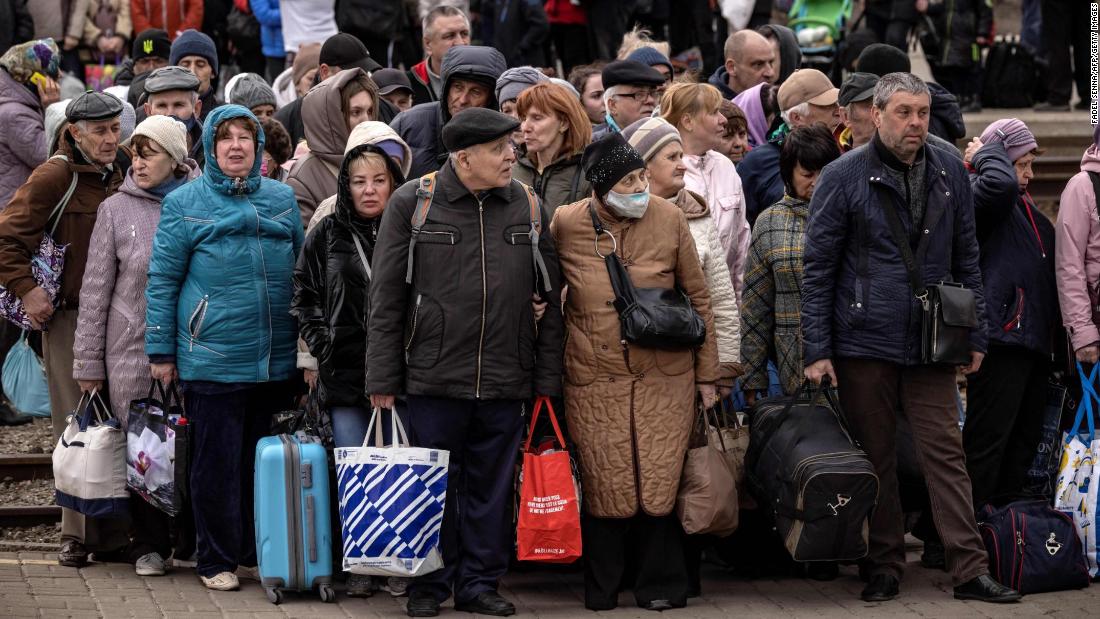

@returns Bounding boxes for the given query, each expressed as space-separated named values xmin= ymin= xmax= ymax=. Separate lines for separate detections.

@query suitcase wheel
xmin=264 ymin=587 xmax=283 ymax=605
xmin=319 ymin=584 xmax=336 ymax=603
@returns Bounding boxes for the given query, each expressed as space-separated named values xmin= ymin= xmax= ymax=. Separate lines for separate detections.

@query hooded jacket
xmin=1056 ymin=145 xmax=1100 ymax=352
xmin=802 ymin=139 xmax=987 ymax=366
xmin=74 ymin=158 xmax=201 ymax=419
xmin=511 ymin=146 xmax=590 ymax=219
xmin=286 ymin=68 xmax=368 ymax=227
xmin=0 ymin=132 xmax=126 ymax=307
xmin=292 ymin=144 xmax=405 ymax=407
xmin=757 ymin=24 xmax=802 ymax=85
xmin=969 ymin=141 xmax=1058 ymax=354
xmin=308 ymin=121 xmax=413 ymax=229
xmin=145 ymin=105 xmax=304 ymax=383
xmin=366 ymin=159 xmax=564 ymax=400
xmin=707 ymin=65 xmax=738 ymax=100
xmin=928 ymin=82 xmax=966 ymax=144
xmin=390 ymin=46 xmax=508 ymax=179
xmin=0 ymin=68 xmax=47 ymax=208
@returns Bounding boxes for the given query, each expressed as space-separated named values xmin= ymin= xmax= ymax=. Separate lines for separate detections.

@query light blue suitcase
xmin=254 ymin=433 xmax=335 ymax=604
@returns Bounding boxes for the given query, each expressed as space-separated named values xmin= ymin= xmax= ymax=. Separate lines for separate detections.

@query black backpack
xmin=981 ymin=36 xmax=1036 ymax=108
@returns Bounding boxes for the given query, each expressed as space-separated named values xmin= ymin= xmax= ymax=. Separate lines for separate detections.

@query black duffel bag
xmin=746 ymin=379 xmax=879 ymax=562
xmin=978 ymin=499 xmax=1090 ymax=594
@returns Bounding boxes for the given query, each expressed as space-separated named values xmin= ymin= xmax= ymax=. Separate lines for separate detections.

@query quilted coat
xmin=73 ymin=159 xmax=200 ymax=420
xmin=550 ymin=194 xmax=720 ymax=518
xmin=145 ymin=105 xmax=304 ymax=383
xmin=802 ymin=139 xmax=987 ymax=367
xmin=0 ymin=68 xmax=47 ymax=208
xmin=1056 ymin=145 xmax=1100 ymax=351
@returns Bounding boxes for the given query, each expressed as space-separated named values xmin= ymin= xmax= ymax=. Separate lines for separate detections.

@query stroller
xmin=786 ymin=0 xmax=854 ymax=83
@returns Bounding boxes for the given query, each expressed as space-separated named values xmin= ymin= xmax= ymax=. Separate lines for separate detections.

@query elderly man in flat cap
xmin=0 ymin=90 xmax=130 ymax=568
xmin=141 ymin=65 xmax=204 ymax=165
xmin=592 ymin=60 xmax=667 ymax=141
xmin=368 ymin=107 xmax=564 ymax=618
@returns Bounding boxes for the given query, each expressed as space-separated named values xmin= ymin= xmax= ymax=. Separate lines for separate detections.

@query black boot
xmin=860 ymin=574 xmax=900 ymax=602
xmin=0 ymin=400 xmax=31 ymax=426
xmin=920 ymin=540 xmax=946 ymax=571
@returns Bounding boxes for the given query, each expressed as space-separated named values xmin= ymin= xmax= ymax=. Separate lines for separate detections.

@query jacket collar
xmin=438 ymin=160 xmax=514 ymax=204
xmin=865 ymin=133 xmax=952 ymax=252
xmin=872 ymin=132 xmax=925 ymax=172
xmin=674 ymin=189 xmax=709 ymax=219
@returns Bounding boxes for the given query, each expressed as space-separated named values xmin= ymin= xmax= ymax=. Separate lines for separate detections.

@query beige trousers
xmin=44 ymin=309 xmax=128 ymax=549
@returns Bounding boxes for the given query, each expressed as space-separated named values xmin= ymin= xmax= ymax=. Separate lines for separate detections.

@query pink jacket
xmin=683 ymin=151 xmax=751 ymax=303
xmin=1056 ymin=145 xmax=1100 ymax=351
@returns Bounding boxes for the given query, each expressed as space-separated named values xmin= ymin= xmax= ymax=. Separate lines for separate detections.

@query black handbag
xmin=874 ymin=185 xmax=978 ymax=365
xmin=587 ymin=204 xmax=706 ymax=350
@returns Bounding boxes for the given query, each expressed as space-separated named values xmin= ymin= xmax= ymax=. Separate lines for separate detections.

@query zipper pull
xmin=131 ymin=225 xmax=136 ymax=238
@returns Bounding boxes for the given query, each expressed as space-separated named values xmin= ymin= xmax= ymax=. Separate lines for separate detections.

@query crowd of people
xmin=0 ymin=0 xmax=1097 ymax=615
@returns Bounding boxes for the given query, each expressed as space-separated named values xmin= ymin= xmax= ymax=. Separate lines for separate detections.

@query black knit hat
xmin=856 ymin=43 xmax=911 ymax=77
xmin=581 ymin=133 xmax=645 ymax=199
xmin=132 ymin=29 xmax=171 ymax=62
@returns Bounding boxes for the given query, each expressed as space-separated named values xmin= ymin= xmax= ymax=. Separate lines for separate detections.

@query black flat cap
xmin=66 ymin=90 xmax=124 ymax=122
xmin=372 ymin=68 xmax=414 ymax=96
xmin=442 ymin=107 xmax=520 ymax=152
xmin=320 ymin=33 xmax=382 ymax=74
xmin=144 ymin=66 xmax=200 ymax=94
xmin=601 ymin=60 xmax=666 ymax=90
xmin=839 ymin=72 xmax=879 ymax=107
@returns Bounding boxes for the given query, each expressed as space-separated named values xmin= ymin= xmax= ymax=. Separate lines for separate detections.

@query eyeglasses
xmin=614 ymin=89 xmax=657 ymax=102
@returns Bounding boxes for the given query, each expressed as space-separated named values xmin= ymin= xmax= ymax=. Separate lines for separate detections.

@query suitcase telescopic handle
xmin=305 ymin=494 xmax=317 ymax=563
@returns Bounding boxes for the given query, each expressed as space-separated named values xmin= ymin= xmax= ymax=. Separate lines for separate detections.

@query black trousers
xmin=549 ymin=24 xmax=591 ymax=76
xmin=963 ymin=345 xmax=1050 ymax=508
xmin=404 ymin=396 xmax=524 ymax=605
xmin=582 ymin=512 xmax=688 ymax=610
xmin=587 ymin=0 xmax=628 ymax=63
xmin=668 ymin=0 xmax=719 ymax=73
xmin=185 ymin=381 xmax=285 ymax=577
xmin=865 ymin=13 xmax=913 ymax=51
xmin=1040 ymin=0 xmax=1092 ymax=105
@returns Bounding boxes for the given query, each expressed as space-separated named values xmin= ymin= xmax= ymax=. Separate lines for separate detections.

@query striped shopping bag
xmin=335 ymin=407 xmax=448 ymax=577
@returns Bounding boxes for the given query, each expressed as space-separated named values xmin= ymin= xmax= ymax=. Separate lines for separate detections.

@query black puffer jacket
xmin=925 ymin=0 xmax=993 ymax=70
xmin=292 ymin=144 xmax=406 ymax=407
xmin=367 ymin=160 xmax=564 ymax=400
xmin=390 ymin=46 xmax=507 ymax=178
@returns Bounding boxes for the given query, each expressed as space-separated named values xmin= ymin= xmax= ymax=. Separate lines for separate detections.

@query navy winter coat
xmin=739 ymin=138 xmax=784 ymax=227
xmin=801 ymin=139 xmax=987 ymax=366
xmin=969 ymin=142 xmax=1058 ymax=354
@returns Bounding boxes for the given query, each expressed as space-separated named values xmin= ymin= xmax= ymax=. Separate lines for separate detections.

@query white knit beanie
xmin=132 ymin=115 xmax=189 ymax=164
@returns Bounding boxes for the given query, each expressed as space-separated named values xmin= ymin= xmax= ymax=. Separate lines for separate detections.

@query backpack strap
xmin=47 ymin=155 xmax=78 ymax=238
xmin=405 ymin=172 xmax=438 ymax=284
xmin=517 ymin=180 xmax=553 ymax=294
xmin=1089 ymin=172 xmax=1100 ymax=223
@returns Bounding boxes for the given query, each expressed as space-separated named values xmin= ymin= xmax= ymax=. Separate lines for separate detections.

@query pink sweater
xmin=683 ymin=151 xmax=751 ymax=303
xmin=1056 ymin=145 xmax=1100 ymax=351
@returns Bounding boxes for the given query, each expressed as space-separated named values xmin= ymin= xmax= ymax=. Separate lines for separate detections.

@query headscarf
xmin=0 ymin=39 xmax=61 ymax=83
xmin=734 ymin=83 xmax=769 ymax=149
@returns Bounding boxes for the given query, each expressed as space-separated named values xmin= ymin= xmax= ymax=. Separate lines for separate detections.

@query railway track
xmin=0 ymin=454 xmax=58 ymax=527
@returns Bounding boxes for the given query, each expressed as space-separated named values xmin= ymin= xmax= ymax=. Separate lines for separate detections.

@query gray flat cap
xmin=144 ymin=65 xmax=201 ymax=95
xmin=65 ymin=90 xmax=123 ymax=122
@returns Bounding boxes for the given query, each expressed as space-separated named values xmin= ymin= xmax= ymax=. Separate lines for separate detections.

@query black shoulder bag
xmin=587 ymin=204 xmax=706 ymax=350
xmin=873 ymin=185 xmax=978 ymax=365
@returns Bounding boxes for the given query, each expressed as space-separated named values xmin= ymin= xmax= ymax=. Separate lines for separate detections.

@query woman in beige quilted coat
xmin=550 ymin=132 xmax=719 ymax=612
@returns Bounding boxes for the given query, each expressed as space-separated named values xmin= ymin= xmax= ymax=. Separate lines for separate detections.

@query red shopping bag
xmin=516 ymin=396 xmax=582 ymax=563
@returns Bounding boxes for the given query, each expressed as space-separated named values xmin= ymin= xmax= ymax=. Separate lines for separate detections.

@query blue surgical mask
xmin=604 ymin=186 xmax=650 ymax=219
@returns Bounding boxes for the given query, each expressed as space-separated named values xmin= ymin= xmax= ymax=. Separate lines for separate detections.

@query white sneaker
xmin=200 ymin=572 xmax=240 ymax=591
xmin=134 ymin=552 xmax=167 ymax=576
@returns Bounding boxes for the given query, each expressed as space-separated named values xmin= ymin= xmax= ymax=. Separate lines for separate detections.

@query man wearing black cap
xmin=141 ymin=65 xmax=204 ymax=164
xmin=368 ymin=107 xmax=563 ymax=618
xmin=123 ymin=29 xmax=173 ymax=109
xmin=592 ymin=60 xmax=666 ymax=141
xmin=391 ymin=45 xmax=507 ymax=179
xmin=838 ymin=72 xmax=878 ymax=151
xmin=374 ymin=68 xmax=416 ymax=113
xmin=274 ymin=32 xmax=389 ymax=148
xmin=0 ymin=90 xmax=130 ymax=568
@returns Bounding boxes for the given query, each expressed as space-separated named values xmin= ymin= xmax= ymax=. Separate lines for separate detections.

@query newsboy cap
xmin=66 ymin=90 xmax=123 ymax=122
xmin=442 ymin=107 xmax=520 ymax=152
xmin=144 ymin=66 xmax=200 ymax=95
xmin=601 ymin=60 xmax=666 ymax=90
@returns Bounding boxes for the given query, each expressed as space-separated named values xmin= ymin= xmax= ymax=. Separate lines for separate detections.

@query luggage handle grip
xmin=305 ymin=494 xmax=317 ymax=564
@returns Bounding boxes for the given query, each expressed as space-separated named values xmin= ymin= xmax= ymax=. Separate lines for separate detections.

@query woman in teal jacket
xmin=145 ymin=104 xmax=303 ymax=592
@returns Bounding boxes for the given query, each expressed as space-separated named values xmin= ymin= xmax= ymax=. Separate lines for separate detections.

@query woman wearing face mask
xmin=72 ymin=115 xmax=200 ymax=579
xmin=291 ymin=140 xmax=406 ymax=598
xmin=549 ymin=133 xmax=720 ymax=612
xmin=662 ymin=83 xmax=750 ymax=304
xmin=512 ymin=82 xmax=593 ymax=219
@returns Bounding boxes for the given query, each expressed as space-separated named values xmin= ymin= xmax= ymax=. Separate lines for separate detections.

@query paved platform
xmin=1 ymin=550 xmax=1096 ymax=619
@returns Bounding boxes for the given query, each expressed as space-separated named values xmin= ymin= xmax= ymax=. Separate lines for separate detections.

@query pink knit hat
xmin=980 ymin=118 xmax=1037 ymax=163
